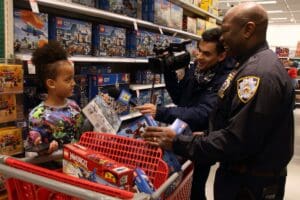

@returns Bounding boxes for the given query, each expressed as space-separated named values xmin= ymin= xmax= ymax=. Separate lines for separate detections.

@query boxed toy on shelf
xmin=97 ymin=0 xmax=138 ymax=18
xmin=0 ymin=64 xmax=23 ymax=93
xmin=148 ymin=0 xmax=171 ymax=27
xmin=169 ymin=3 xmax=183 ymax=29
xmin=196 ymin=18 xmax=206 ymax=36
xmin=93 ymin=24 xmax=126 ymax=57
xmin=13 ymin=9 xmax=48 ymax=54
xmin=49 ymin=16 xmax=92 ymax=56
xmin=0 ymin=126 xmax=23 ymax=156
xmin=0 ymin=94 xmax=17 ymax=123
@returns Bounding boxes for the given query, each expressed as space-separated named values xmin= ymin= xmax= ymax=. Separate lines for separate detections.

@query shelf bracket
xmin=158 ymin=26 xmax=163 ymax=35
xmin=133 ymin=20 xmax=138 ymax=31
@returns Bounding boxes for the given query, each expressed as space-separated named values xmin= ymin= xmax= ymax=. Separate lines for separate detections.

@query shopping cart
xmin=0 ymin=132 xmax=193 ymax=200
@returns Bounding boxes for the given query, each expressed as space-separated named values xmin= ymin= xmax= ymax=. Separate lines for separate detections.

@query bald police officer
xmin=142 ymin=2 xmax=294 ymax=199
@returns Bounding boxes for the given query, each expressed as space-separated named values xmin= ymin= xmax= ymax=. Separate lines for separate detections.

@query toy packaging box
xmin=97 ymin=0 xmax=138 ymax=18
xmin=0 ymin=94 xmax=17 ymax=123
xmin=148 ymin=0 xmax=171 ymax=27
xmin=99 ymin=85 xmax=131 ymax=116
xmin=131 ymin=88 xmax=163 ymax=106
xmin=82 ymin=94 xmax=121 ymax=133
xmin=127 ymin=30 xmax=160 ymax=57
xmin=63 ymin=143 xmax=134 ymax=188
xmin=169 ymin=3 xmax=183 ymax=29
xmin=61 ymin=0 xmax=96 ymax=7
xmin=0 ymin=64 xmax=23 ymax=93
xmin=13 ymin=9 xmax=48 ymax=54
xmin=93 ymin=24 xmax=126 ymax=57
xmin=49 ymin=16 xmax=92 ymax=56
xmin=0 ymin=126 xmax=23 ymax=156
xmin=196 ymin=18 xmax=206 ymax=36
xmin=117 ymin=114 xmax=157 ymax=138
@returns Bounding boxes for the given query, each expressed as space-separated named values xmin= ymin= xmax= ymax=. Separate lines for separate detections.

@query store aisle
xmin=205 ymin=109 xmax=300 ymax=199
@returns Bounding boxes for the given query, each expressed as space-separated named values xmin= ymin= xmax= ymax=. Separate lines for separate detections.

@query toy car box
xmin=63 ymin=143 xmax=134 ymax=188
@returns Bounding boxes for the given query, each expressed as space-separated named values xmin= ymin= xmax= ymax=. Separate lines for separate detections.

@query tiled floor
xmin=204 ymin=109 xmax=300 ymax=199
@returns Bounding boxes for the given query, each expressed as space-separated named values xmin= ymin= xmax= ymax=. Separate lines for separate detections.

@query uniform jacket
xmin=155 ymin=57 xmax=235 ymax=131
xmin=173 ymin=42 xmax=294 ymax=171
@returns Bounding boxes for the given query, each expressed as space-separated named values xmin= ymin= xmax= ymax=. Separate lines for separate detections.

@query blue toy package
xmin=117 ymin=114 xmax=157 ymax=138
xmin=169 ymin=118 xmax=188 ymax=135
xmin=134 ymin=167 xmax=155 ymax=194
xmin=126 ymin=30 xmax=160 ymax=57
xmin=93 ymin=24 xmax=126 ymax=57
xmin=97 ymin=0 xmax=138 ymax=18
xmin=148 ymin=0 xmax=171 ymax=27
xmin=49 ymin=16 xmax=92 ymax=56
xmin=14 ymin=9 xmax=48 ymax=54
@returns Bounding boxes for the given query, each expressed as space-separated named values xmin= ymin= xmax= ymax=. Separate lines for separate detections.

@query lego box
xmin=63 ymin=143 xmax=134 ymax=188
xmin=49 ymin=16 xmax=92 ymax=56
xmin=148 ymin=0 xmax=171 ymax=27
xmin=0 ymin=94 xmax=17 ymax=123
xmin=97 ymin=0 xmax=138 ymax=18
xmin=0 ymin=64 xmax=23 ymax=93
xmin=93 ymin=24 xmax=126 ymax=57
xmin=0 ymin=126 xmax=23 ymax=156
xmin=13 ymin=9 xmax=48 ymax=54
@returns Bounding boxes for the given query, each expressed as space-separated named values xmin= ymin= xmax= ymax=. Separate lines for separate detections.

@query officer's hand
xmin=141 ymin=126 xmax=176 ymax=150
xmin=135 ymin=103 xmax=157 ymax=118
xmin=48 ymin=140 xmax=59 ymax=154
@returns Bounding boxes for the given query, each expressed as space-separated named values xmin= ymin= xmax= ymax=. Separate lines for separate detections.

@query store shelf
xmin=15 ymin=54 xmax=148 ymax=63
xmin=129 ymin=83 xmax=166 ymax=90
xmin=36 ymin=0 xmax=201 ymax=40
xmin=170 ymin=0 xmax=222 ymax=23
xmin=120 ymin=112 xmax=142 ymax=121
xmin=165 ymin=103 xmax=176 ymax=107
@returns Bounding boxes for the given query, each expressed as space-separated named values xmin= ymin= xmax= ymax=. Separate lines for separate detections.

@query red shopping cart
xmin=0 ymin=132 xmax=193 ymax=199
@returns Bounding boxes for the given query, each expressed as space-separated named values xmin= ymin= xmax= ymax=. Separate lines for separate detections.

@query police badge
xmin=237 ymin=76 xmax=260 ymax=103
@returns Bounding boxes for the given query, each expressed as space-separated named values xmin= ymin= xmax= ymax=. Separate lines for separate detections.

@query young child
xmin=27 ymin=41 xmax=85 ymax=154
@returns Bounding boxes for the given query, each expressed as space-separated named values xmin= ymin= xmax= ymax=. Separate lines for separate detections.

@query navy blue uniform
xmin=155 ymin=58 xmax=234 ymax=132
xmin=173 ymin=43 xmax=294 ymax=199
xmin=155 ymin=58 xmax=234 ymax=200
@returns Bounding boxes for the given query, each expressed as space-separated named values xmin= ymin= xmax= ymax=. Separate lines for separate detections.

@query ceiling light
xmin=256 ymin=1 xmax=277 ymax=4
xmin=267 ymin=10 xmax=283 ymax=14
xmin=270 ymin=17 xmax=288 ymax=20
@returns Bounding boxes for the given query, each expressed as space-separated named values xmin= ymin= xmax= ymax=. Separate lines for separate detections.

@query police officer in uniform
xmin=142 ymin=2 xmax=294 ymax=200
xmin=136 ymin=28 xmax=235 ymax=199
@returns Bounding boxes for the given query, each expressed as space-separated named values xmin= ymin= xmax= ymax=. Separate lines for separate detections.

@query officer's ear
xmin=243 ymin=21 xmax=256 ymax=39
xmin=218 ymin=51 xmax=226 ymax=62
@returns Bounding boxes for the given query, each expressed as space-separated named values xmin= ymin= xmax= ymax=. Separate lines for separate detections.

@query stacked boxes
xmin=49 ymin=16 xmax=92 ymax=56
xmin=14 ymin=9 xmax=48 ymax=54
xmin=97 ymin=0 xmax=138 ymax=18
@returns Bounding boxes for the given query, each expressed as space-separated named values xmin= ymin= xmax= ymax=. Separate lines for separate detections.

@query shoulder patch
xmin=237 ymin=76 xmax=260 ymax=103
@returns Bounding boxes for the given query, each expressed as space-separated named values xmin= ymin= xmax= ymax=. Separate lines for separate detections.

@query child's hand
xmin=48 ymin=140 xmax=59 ymax=154
xmin=34 ymin=136 xmax=42 ymax=145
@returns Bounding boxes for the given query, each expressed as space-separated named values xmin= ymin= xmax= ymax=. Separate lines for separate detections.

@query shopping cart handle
xmin=0 ymin=162 xmax=121 ymax=200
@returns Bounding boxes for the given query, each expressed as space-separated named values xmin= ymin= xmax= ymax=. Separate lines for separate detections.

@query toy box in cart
xmin=63 ymin=143 xmax=134 ymax=188
xmin=13 ymin=9 xmax=48 ymax=54
xmin=49 ymin=16 xmax=92 ymax=56
xmin=93 ymin=24 xmax=126 ymax=57
xmin=1 ymin=132 xmax=194 ymax=200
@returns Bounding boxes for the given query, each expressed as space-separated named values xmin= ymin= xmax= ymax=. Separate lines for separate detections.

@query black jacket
xmin=173 ymin=43 xmax=294 ymax=171
xmin=155 ymin=57 xmax=235 ymax=131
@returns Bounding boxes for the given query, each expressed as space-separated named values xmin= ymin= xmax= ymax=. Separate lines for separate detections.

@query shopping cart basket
xmin=0 ymin=132 xmax=193 ymax=200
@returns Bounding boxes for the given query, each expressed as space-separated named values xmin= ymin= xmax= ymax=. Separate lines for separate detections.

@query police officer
xmin=142 ymin=3 xmax=294 ymax=200
xmin=136 ymin=28 xmax=235 ymax=200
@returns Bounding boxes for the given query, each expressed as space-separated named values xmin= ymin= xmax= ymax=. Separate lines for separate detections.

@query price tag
xmin=27 ymin=60 xmax=36 ymax=74
xmin=29 ymin=0 xmax=39 ymax=13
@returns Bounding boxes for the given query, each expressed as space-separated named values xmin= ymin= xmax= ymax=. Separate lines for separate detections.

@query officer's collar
xmin=235 ymin=42 xmax=269 ymax=65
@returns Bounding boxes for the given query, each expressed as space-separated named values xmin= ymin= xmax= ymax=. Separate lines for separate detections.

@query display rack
xmin=170 ymin=0 xmax=222 ymax=23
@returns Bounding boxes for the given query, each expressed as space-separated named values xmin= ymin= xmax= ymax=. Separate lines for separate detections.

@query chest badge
xmin=237 ymin=76 xmax=260 ymax=103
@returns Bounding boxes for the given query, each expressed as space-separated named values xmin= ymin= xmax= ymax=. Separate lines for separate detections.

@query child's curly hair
xmin=31 ymin=41 xmax=69 ymax=93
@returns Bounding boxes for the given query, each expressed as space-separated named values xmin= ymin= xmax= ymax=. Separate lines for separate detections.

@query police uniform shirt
xmin=173 ymin=42 xmax=294 ymax=171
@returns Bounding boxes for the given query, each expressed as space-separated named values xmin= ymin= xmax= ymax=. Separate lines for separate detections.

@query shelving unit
xmin=15 ymin=54 xmax=148 ymax=63
xmin=129 ymin=83 xmax=166 ymax=90
xmin=170 ymin=0 xmax=222 ymax=23
xmin=36 ymin=0 xmax=202 ymax=40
